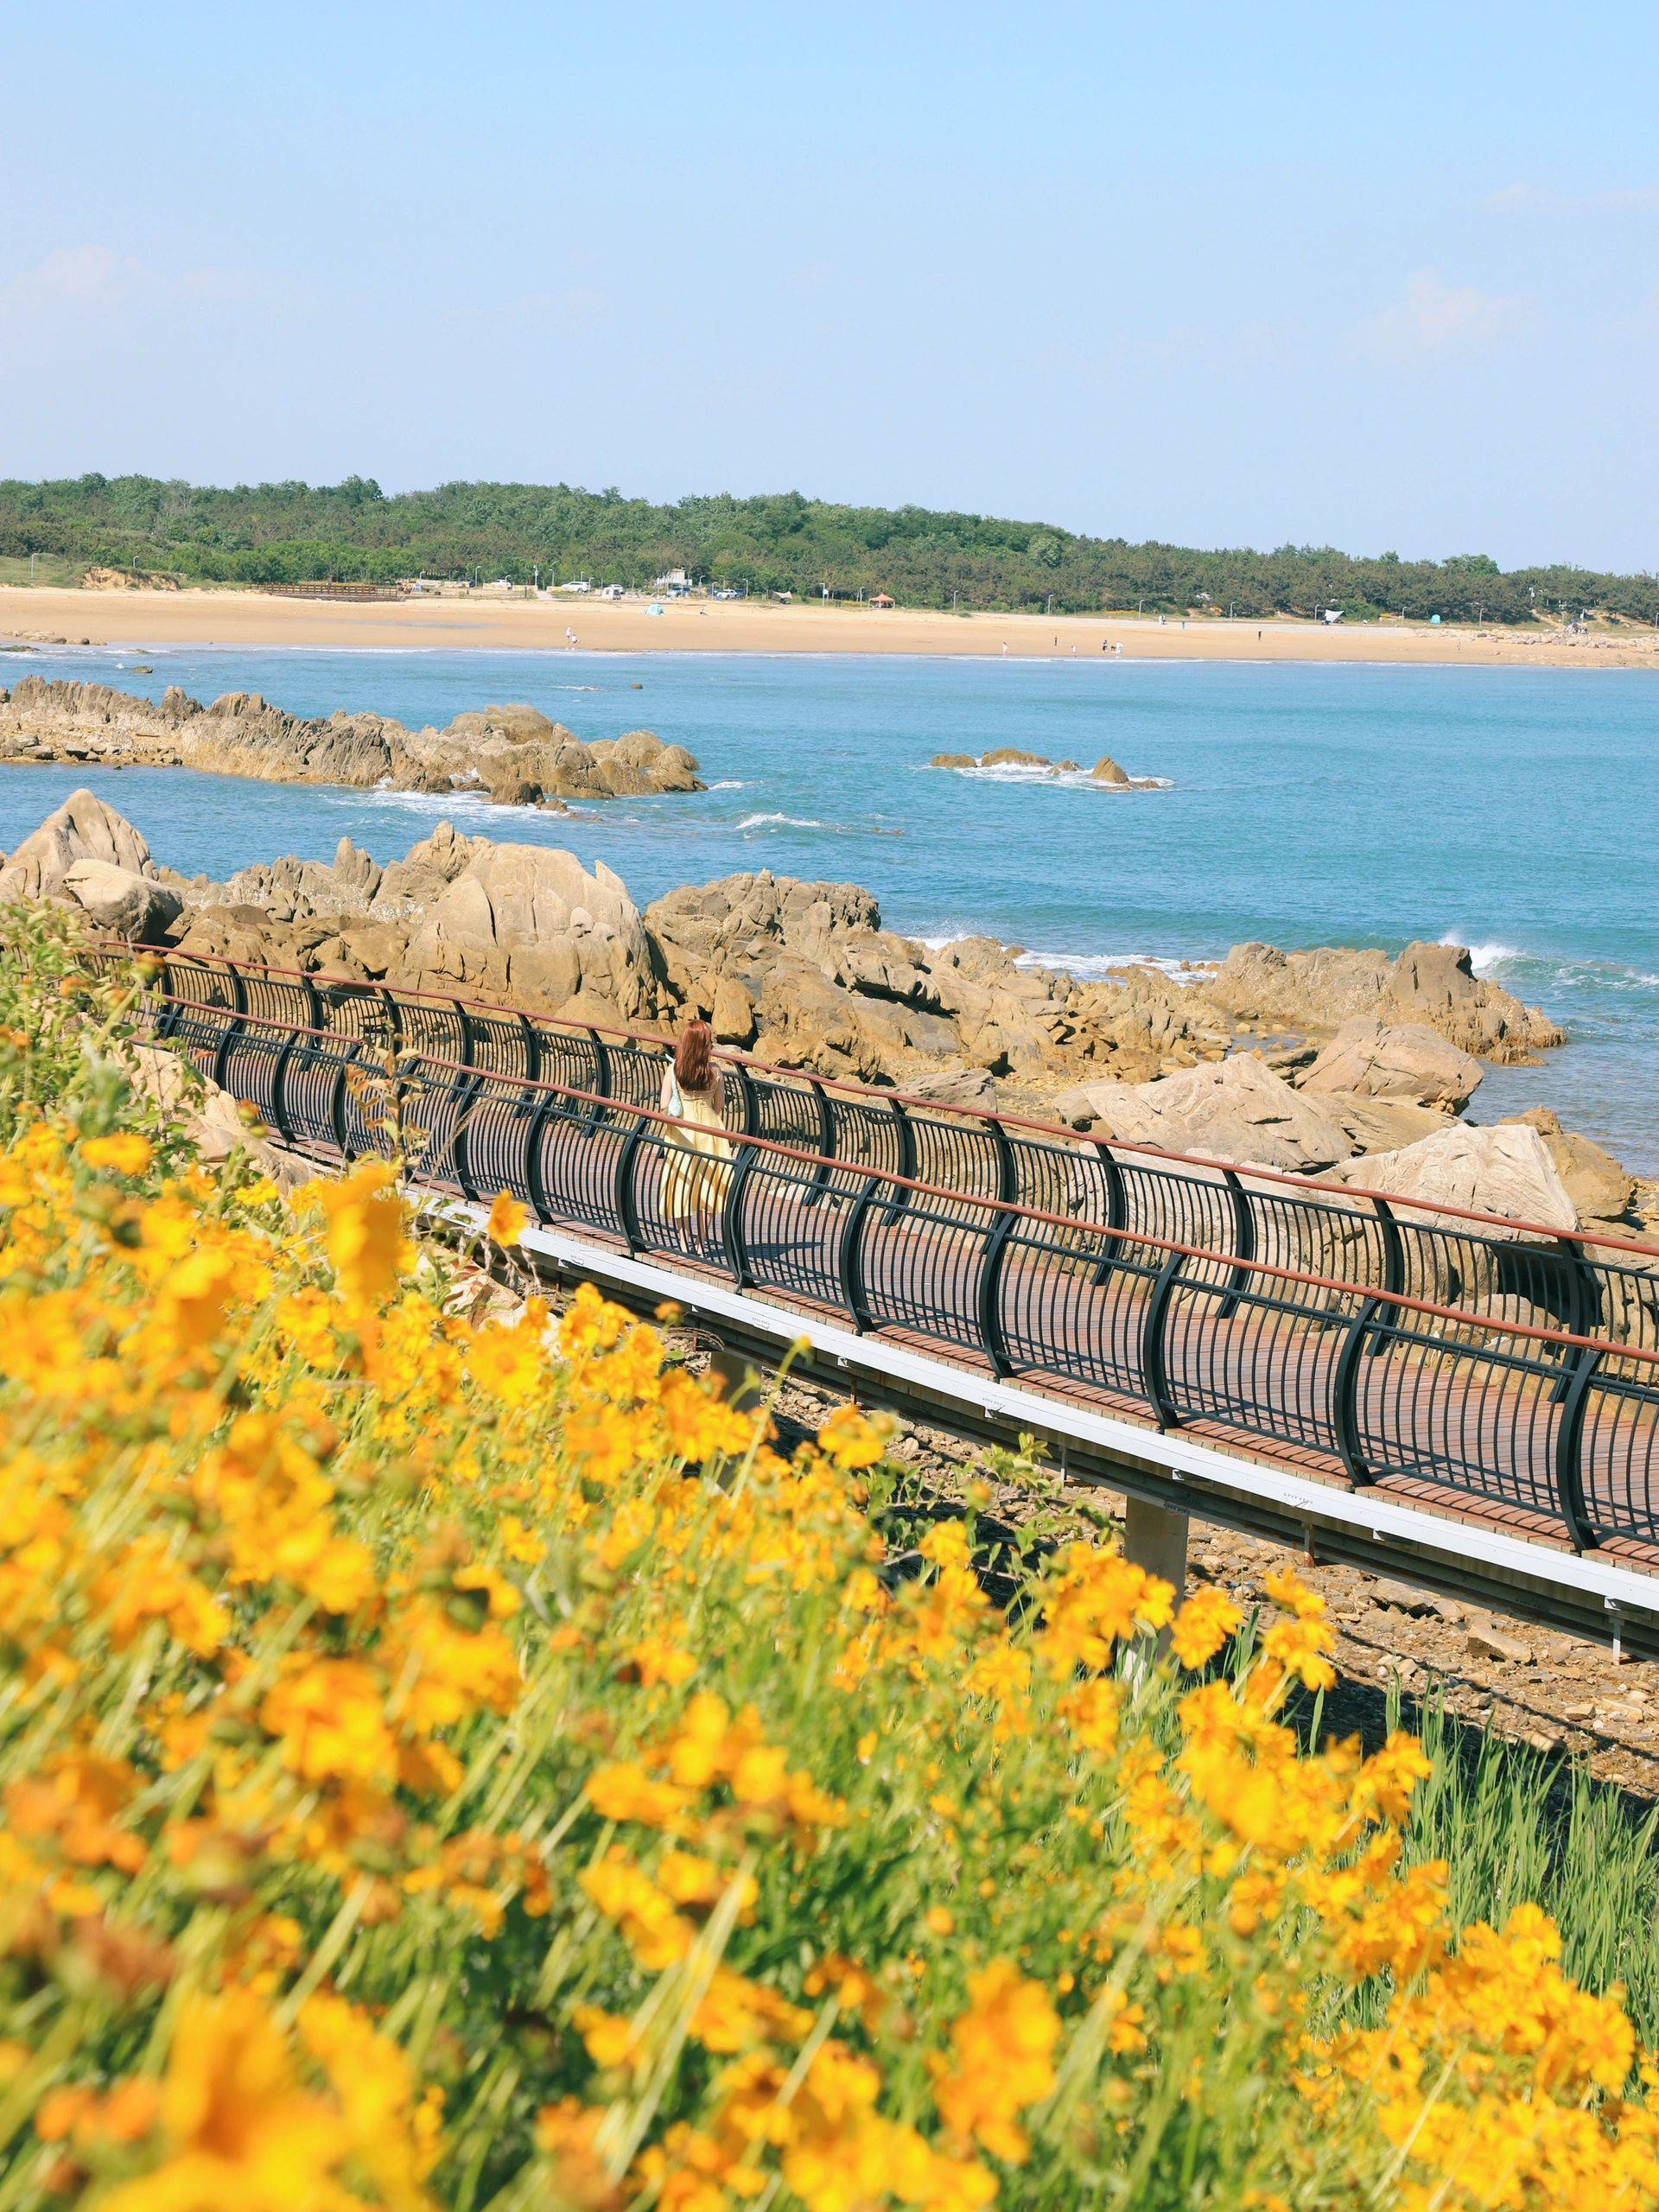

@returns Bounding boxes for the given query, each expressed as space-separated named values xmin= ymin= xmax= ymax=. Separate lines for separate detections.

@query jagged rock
xmin=1300 ymin=1019 xmax=1484 ymax=1110
xmin=61 ymin=861 xmax=181 ymax=943
xmin=0 ymin=680 xmax=704 ymax=807
xmin=1212 ymin=939 xmax=1562 ymax=1063
xmin=930 ymin=746 xmax=1163 ymax=789
xmin=711 ymin=976 xmax=756 ymax=1046
xmin=1322 ymin=1122 xmax=1578 ymax=1234
xmin=1057 ymin=1053 xmax=1357 ymax=1172
xmin=1501 ymin=1109 xmax=1636 ymax=1223
xmin=1312 ymin=1090 xmax=1455 ymax=1156
xmin=0 ymin=787 xmax=156 ymax=904
xmin=397 ymin=842 xmax=659 ymax=1019
xmin=900 ymin=1064 xmax=999 ymax=1109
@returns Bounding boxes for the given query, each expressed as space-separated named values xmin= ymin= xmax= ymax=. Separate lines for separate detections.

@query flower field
xmin=3 ymin=923 xmax=1659 ymax=2212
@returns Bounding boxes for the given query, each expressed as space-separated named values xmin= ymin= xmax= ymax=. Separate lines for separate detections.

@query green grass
xmin=1392 ymin=1691 xmax=1659 ymax=2038
xmin=0 ymin=553 xmax=83 ymax=588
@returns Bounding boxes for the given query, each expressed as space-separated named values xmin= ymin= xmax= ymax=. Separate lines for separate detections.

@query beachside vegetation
xmin=2 ymin=474 xmax=1655 ymax=624
xmin=5 ymin=915 xmax=1659 ymax=2211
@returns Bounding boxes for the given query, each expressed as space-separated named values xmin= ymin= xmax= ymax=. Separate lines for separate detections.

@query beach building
xmin=870 ymin=592 xmax=896 ymax=609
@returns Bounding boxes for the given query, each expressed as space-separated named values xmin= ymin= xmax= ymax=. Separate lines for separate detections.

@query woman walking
xmin=658 ymin=1018 xmax=734 ymax=1247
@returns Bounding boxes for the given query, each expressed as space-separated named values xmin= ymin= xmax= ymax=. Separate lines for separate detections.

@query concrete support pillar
xmin=1123 ymin=1494 xmax=1189 ymax=1605
xmin=706 ymin=1342 xmax=767 ymax=1415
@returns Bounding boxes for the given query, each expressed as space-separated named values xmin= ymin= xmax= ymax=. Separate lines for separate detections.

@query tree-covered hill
xmin=1 ymin=471 xmax=1653 ymax=625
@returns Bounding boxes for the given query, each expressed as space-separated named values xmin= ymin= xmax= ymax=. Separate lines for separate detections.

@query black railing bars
xmin=93 ymin=945 xmax=1659 ymax=1558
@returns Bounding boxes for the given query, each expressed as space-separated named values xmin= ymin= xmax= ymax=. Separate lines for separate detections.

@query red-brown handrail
xmin=99 ymin=939 xmax=1658 ymax=1260
xmin=137 ymin=982 xmax=1659 ymax=1372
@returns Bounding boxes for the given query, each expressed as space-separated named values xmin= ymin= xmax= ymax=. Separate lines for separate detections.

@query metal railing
xmin=93 ymin=944 xmax=1659 ymax=1558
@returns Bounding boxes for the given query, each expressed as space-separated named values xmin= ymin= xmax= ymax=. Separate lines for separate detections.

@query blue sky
xmin=3 ymin=1 xmax=1656 ymax=569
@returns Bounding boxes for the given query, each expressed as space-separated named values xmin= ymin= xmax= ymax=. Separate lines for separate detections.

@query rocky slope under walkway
xmin=0 ymin=677 xmax=702 ymax=808
xmin=0 ymin=784 xmax=1645 ymax=1245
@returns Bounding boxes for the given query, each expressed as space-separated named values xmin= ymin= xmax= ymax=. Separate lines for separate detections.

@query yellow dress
xmin=658 ymin=1071 xmax=734 ymax=1223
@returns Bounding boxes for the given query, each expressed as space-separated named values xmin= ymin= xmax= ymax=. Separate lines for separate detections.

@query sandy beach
xmin=3 ymin=585 xmax=1656 ymax=669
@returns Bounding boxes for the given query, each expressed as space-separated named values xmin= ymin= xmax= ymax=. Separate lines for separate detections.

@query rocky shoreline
xmin=0 ymin=677 xmax=702 ymax=810
xmin=1 ymin=779 xmax=1648 ymax=1247
xmin=929 ymin=747 xmax=1166 ymax=788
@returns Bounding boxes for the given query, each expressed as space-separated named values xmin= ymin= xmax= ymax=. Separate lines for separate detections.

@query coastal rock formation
xmin=1212 ymin=939 xmax=1562 ymax=1065
xmin=1321 ymin=1122 xmax=1578 ymax=1235
xmin=928 ymin=747 xmax=1165 ymax=789
xmin=1052 ymin=1053 xmax=1357 ymax=1173
xmin=1499 ymin=1108 xmax=1637 ymax=1226
xmin=0 ymin=679 xmax=704 ymax=810
xmin=2 ymin=790 xmax=1631 ymax=1239
xmin=0 ymin=788 xmax=181 ymax=943
xmin=1299 ymin=1019 xmax=1484 ymax=1112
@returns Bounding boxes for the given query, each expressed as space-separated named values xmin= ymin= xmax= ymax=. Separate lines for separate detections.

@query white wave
xmin=1016 ymin=947 xmax=1212 ymax=984
xmin=1438 ymin=929 xmax=1522 ymax=976
xmin=737 ymin=810 xmax=823 ymax=830
xmin=937 ymin=760 xmax=1173 ymax=791
xmin=708 ymin=778 xmax=746 ymax=790
xmin=917 ymin=931 xmax=1210 ymax=985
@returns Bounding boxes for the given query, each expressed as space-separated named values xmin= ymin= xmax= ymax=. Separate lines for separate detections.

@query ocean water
xmin=3 ymin=640 xmax=1656 ymax=1168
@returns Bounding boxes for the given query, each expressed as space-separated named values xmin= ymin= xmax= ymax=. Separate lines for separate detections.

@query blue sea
xmin=3 ymin=641 xmax=1656 ymax=1168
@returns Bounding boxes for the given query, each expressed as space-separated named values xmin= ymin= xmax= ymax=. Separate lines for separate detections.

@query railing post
xmin=721 ymin=1139 xmax=758 ymax=1287
xmin=1554 ymin=1344 xmax=1602 ymax=1552
xmin=1141 ymin=1250 xmax=1187 ymax=1428
xmin=518 ymin=1012 xmax=541 ymax=1082
xmin=837 ymin=1173 xmax=882 ymax=1332
xmin=327 ymin=1043 xmax=355 ymax=1160
xmin=588 ymin=1033 xmax=613 ymax=1129
xmin=1553 ymin=1238 xmax=1605 ymax=1402
xmin=1331 ymin=1294 xmax=1384 ymax=1484
xmin=801 ymin=1077 xmax=836 ymax=1205
xmin=615 ymin=1115 xmax=647 ymax=1253
xmin=270 ymin=1029 xmax=301 ymax=1141
xmin=1215 ymin=1166 xmax=1256 ymax=1319
xmin=1368 ymin=1198 xmax=1406 ymax=1357
xmin=1090 ymin=1142 xmax=1129 ymax=1285
xmin=887 ymin=1096 xmax=916 ymax=1219
xmin=523 ymin=1088 xmax=556 ymax=1222
xmin=973 ymin=1121 xmax=1020 ymax=1377
xmin=451 ymin=1065 xmax=485 ymax=1198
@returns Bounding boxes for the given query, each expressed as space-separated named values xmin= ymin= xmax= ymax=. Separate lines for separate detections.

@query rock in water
xmin=0 ymin=786 xmax=156 ymax=901
xmin=1211 ymin=939 xmax=1562 ymax=1063
xmin=1090 ymin=754 xmax=1130 ymax=785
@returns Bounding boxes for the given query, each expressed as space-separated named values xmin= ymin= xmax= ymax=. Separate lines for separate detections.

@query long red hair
xmin=674 ymin=1019 xmax=715 ymax=1090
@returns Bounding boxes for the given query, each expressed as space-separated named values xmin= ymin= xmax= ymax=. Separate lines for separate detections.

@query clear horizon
xmin=4 ymin=1 xmax=1656 ymax=572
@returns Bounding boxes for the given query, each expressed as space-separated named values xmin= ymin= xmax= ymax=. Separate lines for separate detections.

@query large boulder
xmin=0 ymin=787 xmax=156 ymax=903
xmin=1054 ymin=1052 xmax=1357 ymax=1173
xmin=1500 ymin=1109 xmax=1636 ymax=1224
xmin=60 ymin=861 xmax=181 ymax=943
xmin=1212 ymin=939 xmax=1563 ymax=1064
xmin=1323 ymin=1122 xmax=1578 ymax=1235
xmin=1300 ymin=1018 xmax=1483 ymax=1111
xmin=398 ymin=842 xmax=658 ymax=1018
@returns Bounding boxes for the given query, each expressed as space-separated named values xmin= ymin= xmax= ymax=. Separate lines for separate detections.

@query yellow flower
xmin=102 ymin=1988 xmax=349 ymax=2212
xmin=1168 ymin=1585 xmax=1243 ymax=1669
xmin=302 ymin=1159 xmax=408 ymax=1313
xmin=817 ymin=1404 xmax=887 ymax=1471
xmin=930 ymin=1962 xmax=1061 ymax=2164
xmin=81 ymin=1131 xmax=155 ymax=1175
xmin=485 ymin=1188 xmax=529 ymax=1248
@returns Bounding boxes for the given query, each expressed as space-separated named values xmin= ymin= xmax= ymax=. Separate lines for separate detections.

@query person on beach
xmin=658 ymin=1019 xmax=733 ymax=1245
